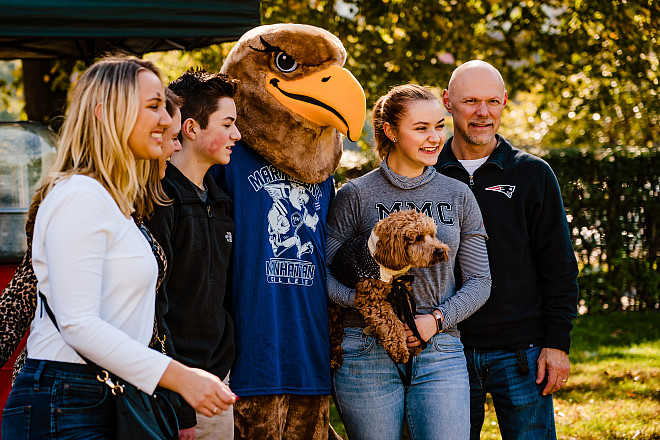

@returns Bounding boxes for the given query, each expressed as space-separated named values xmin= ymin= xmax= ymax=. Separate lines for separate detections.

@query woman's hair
xmin=134 ymin=88 xmax=183 ymax=221
xmin=35 ymin=56 xmax=165 ymax=217
xmin=372 ymin=84 xmax=439 ymax=160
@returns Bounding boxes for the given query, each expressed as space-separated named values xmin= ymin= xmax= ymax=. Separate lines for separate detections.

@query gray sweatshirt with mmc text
xmin=326 ymin=161 xmax=492 ymax=337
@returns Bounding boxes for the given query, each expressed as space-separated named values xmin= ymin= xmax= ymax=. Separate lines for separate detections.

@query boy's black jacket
xmin=145 ymin=163 xmax=235 ymax=429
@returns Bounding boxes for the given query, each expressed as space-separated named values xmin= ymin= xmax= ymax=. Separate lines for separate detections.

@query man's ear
xmin=442 ymin=89 xmax=452 ymax=113
xmin=503 ymin=91 xmax=508 ymax=107
xmin=181 ymin=118 xmax=197 ymax=140
xmin=94 ymin=103 xmax=103 ymax=121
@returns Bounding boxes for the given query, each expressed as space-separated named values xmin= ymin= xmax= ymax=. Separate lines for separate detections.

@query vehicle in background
xmin=0 ymin=121 xmax=57 ymax=412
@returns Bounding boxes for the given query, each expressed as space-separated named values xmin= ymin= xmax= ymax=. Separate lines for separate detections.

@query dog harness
xmin=331 ymin=234 xmax=380 ymax=288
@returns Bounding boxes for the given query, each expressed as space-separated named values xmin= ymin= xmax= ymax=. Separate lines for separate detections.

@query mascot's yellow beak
xmin=266 ymin=65 xmax=366 ymax=142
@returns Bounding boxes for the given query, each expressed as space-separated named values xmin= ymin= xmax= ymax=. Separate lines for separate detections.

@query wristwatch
xmin=432 ymin=310 xmax=443 ymax=334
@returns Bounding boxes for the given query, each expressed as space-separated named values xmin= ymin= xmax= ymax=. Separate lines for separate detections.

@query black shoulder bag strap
xmin=38 ymin=292 xmax=118 ymax=382
xmin=38 ymin=292 xmax=180 ymax=440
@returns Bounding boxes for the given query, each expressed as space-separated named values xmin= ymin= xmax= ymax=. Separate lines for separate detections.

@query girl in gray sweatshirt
xmin=326 ymin=84 xmax=491 ymax=440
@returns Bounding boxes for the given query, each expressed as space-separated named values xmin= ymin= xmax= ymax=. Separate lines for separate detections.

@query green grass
xmin=330 ymin=312 xmax=660 ymax=439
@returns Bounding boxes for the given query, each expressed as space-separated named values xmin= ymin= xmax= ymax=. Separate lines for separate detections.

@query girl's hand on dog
xmin=405 ymin=314 xmax=438 ymax=346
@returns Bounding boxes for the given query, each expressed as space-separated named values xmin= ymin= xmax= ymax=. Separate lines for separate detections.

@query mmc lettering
xmin=375 ymin=201 xmax=454 ymax=225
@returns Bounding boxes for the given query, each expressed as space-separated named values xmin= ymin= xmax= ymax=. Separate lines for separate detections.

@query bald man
xmin=434 ymin=60 xmax=579 ymax=439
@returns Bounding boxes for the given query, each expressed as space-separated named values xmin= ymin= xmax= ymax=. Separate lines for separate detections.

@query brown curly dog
xmin=329 ymin=209 xmax=449 ymax=368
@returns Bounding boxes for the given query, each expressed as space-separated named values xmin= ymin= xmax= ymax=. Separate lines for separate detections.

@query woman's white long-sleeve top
xmin=28 ymin=175 xmax=171 ymax=394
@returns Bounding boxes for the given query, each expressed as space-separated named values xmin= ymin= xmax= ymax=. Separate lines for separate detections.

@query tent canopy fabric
xmin=0 ymin=0 xmax=261 ymax=59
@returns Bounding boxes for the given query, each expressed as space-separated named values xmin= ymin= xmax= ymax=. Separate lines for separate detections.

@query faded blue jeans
xmin=332 ymin=328 xmax=470 ymax=440
xmin=465 ymin=346 xmax=556 ymax=440
xmin=1 ymin=358 xmax=115 ymax=440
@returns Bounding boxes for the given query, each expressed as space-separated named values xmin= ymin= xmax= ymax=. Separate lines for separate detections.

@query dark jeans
xmin=1 ymin=358 xmax=115 ymax=440
xmin=465 ymin=346 xmax=556 ymax=440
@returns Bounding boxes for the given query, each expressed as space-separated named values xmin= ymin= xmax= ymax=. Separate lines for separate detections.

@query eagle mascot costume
xmin=211 ymin=24 xmax=365 ymax=439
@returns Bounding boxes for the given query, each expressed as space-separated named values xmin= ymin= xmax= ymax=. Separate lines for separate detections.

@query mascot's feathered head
xmin=221 ymin=23 xmax=366 ymax=184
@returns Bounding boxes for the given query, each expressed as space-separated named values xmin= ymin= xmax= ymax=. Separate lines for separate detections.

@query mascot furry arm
xmin=220 ymin=23 xmax=365 ymax=184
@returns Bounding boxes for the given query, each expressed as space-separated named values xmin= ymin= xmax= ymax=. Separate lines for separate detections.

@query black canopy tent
xmin=0 ymin=0 xmax=261 ymax=60
xmin=0 ymin=0 xmax=261 ymax=129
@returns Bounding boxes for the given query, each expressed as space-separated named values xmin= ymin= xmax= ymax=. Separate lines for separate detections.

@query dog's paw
xmin=386 ymin=342 xmax=410 ymax=364
xmin=379 ymin=323 xmax=411 ymax=364
xmin=409 ymin=345 xmax=423 ymax=357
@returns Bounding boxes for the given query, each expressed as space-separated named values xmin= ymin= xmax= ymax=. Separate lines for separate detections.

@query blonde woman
xmin=0 ymin=87 xmax=182 ymax=375
xmin=1 ymin=57 xmax=236 ymax=439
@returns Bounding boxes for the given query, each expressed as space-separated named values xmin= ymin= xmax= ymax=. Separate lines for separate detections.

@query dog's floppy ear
xmin=373 ymin=220 xmax=410 ymax=270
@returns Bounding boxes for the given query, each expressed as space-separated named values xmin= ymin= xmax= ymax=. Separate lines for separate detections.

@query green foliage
xmin=5 ymin=1 xmax=659 ymax=151
xmin=545 ymin=147 xmax=660 ymax=312
xmin=0 ymin=60 xmax=23 ymax=120
xmin=553 ymin=312 xmax=660 ymax=440
xmin=144 ymin=42 xmax=236 ymax=83
xmin=329 ymin=399 xmax=347 ymax=438
xmin=333 ymin=138 xmax=380 ymax=188
xmin=570 ymin=311 xmax=660 ymax=355
xmin=261 ymin=0 xmax=659 ymax=150
xmin=261 ymin=0 xmax=660 ymax=311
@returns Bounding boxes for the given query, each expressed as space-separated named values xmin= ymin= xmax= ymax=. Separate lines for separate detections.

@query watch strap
xmin=432 ymin=310 xmax=443 ymax=334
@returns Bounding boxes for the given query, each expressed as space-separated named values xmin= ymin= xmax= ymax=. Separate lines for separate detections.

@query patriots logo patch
xmin=485 ymin=185 xmax=516 ymax=198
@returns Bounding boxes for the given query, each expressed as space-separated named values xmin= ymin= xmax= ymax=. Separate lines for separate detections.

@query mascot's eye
xmin=416 ymin=235 xmax=424 ymax=242
xmin=275 ymin=52 xmax=299 ymax=73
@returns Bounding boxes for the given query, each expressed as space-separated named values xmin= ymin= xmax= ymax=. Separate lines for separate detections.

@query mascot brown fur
xmin=221 ymin=23 xmax=364 ymax=183
xmin=218 ymin=24 xmax=365 ymax=440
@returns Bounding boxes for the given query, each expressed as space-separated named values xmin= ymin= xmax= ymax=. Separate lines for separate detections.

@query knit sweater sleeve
xmin=437 ymin=189 xmax=492 ymax=330
xmin=327 ymin=238 xmax=356 ymax=308
xmin=326 ymin=182 xmax=362 ymax=308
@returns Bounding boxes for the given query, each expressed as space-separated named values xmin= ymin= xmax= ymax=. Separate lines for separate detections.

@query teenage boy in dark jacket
xmin=145 ymin=70 xmax=241 ymax=440
xmin=434 ymin=60 xmax=579 ymax=440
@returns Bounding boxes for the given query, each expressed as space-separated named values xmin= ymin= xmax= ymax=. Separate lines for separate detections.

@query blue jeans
xmin=465 ymin=347 xmax=556 ymax=440
xmin=332 ymin=328 xmax=470 ymax=440
xmin=1 ymin=358 xmax=115 ymax=440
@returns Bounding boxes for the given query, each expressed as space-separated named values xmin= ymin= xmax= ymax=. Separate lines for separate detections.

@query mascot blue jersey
xmin=211 ymin=141 xmax=332 ymax=396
